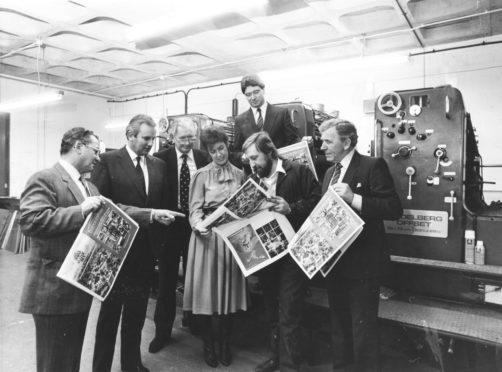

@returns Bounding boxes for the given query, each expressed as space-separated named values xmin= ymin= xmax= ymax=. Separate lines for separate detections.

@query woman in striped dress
xmin=183 ymin=126 xmax=248 ymax=368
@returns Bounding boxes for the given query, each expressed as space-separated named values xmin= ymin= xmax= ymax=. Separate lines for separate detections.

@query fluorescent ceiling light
xmin=129 ymin=0 xmax=268 ymax=41
xmin=0 ymin=91 xmax=63 ymax=111
xmin=261 ymin=53 xmax=409 ymax=83
xmin=104 ymin=120 xmax=128 ymax=129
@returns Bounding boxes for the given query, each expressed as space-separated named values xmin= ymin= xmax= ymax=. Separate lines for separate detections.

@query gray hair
xmin=319 ymin=118 xmax=358 ymax=148
xmin=126 ymin=114 xmax=156 ymax=139
xmin=171 ymin=116 xmax=198 ymax=136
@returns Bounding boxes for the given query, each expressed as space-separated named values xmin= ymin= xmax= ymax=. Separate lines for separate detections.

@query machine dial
xmin=409 ymin=104 xmax=422 ymax=117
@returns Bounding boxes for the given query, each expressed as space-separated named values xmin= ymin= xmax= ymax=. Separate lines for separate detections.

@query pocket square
xmin=356 ymin=182 xmax=362 ymax=188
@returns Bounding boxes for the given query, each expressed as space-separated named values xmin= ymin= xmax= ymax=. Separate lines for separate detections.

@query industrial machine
xmin=374 ymin=86 xmax=502 ymax=306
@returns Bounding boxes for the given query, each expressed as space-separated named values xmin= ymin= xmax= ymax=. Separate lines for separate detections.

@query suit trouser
xmin=92 ymin=281 xmax=150 ymax=372
xmin=153 ymin=217 xmax=192 ymax=335
xmin=258 ymin=255 xmax=306 ymax=371
xmin=33 ymin=311 xmax=89 ymax=372
xmin=326 ymin=274 xmax=380 ymax=372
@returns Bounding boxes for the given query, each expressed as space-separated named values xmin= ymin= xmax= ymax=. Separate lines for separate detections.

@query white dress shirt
xmin=251 ymin=102 xmax=268 ymax=126
xmin=126 ymin=145 xmax=149 ymax=195
xmin=175 ymin=148 xmax=197 ymax=209
xmin=336 ymin=149 xmax=362 ymax=212
xmin=59 ymin=159 xmax=87 ymax=198
xmin=261 ymin=158 xmax=285 ymax=197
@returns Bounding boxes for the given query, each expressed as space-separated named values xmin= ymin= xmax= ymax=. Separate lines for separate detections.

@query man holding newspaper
xmin=319 ymin=119 xmax=402 ymax=372
xmin=243 ymin=132 xmax=321 ymax=372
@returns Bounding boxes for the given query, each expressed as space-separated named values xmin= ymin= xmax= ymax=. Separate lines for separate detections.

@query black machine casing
xmin=374 ymin=86 xmax=502 ymax=305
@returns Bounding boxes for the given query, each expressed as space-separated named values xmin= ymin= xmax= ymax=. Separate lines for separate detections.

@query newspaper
xmin=198 ymin=178 xmax=272 ymax=230
xmin=57 ymin=198 xmax=139 ymax=301
xmin=214 ymin=211 xmax=295 ymax=277
xmin=288 ymin=186 xmax=364 ymax=279
xmin=278 ymin=140 xmax=318 ymax=181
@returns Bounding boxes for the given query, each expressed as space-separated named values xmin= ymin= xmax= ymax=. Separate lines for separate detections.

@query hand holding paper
xmin=81 ymin=196 xmax=105 ymax=216
xmin=267 ymin=196 xmax=291 ymax=215
xmin=331 ymin=183 xmax=354 ymax=204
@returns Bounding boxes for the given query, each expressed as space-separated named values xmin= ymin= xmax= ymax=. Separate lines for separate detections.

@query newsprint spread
xmin=57 ymin=198 xmax=139 ymax=301
xmin=198 ymin=178 xmax=272 ymax=230
xmin=288 ymin=186 xmax=365 ymax=279
xmin=278 ymin=140 xmax=318 ymax=181
xmin=214 ymin=211 xmax=295 ymax=277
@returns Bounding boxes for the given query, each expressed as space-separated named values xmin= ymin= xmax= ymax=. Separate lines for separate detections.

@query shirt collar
xmin=264 ymin=158 xmax=285 ymax=180
xmin=175 ymin=147 xmax=194 ymax=161
xmin=252 ymin=101 xmax=268 ymax=116
xmin=59 ymin=159 xmax=81 ymax=183
xmin=125 ymin=145 xmax=143 ymax=164
xmin=339 ymin=148 xmax=355 ymax=169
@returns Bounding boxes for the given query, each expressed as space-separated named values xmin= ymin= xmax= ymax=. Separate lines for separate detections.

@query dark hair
xmin=60 ymin=127 xmax=98 ymax=155
xmin=318 ymin=118 xmax=358 ymax=148
xmin=125 ymin=114 xmax=156 ymax=139
xmin=240 ymin=74 xmax=265 ymax=94
xmin=200 ymin=126 xmax=228 ymax=151
xmin=242 ymin=132 xmax=279 ymax=160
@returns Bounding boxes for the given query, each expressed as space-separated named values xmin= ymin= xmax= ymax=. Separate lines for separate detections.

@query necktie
xmin=135 ymin=156 xmax=146 ymax=195
xmin=330 ymin=163 xmax=343 ymax=185
xmin=256 ymin=108 xmax=264 ymax=129
xmin=180 ymin=154 xmax=190 ymax=213
xmin=79 ymin=176 xmax=91 ymax=197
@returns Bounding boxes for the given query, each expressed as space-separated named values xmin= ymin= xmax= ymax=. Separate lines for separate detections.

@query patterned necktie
xmin=256 ymin=107 xmax=264 ymax=129
xmin=330 ymin=163 xmax=343 ymax=185
xmin=135 ymin=156 xmax=146 ymax=195
xmin=180 ymin=153 xmax=190 ymax=213
xmin=79 ymin=176 xmax=91 ymax=197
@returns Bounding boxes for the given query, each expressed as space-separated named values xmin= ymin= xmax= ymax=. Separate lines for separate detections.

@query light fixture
xmin=0 ymin=90 xmax=64 ymax=112
xmin=104 ymin=120 xmax=128 ymax=130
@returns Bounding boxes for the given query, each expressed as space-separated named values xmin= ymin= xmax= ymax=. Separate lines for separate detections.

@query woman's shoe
xmin=203 ymin=342 xmax=218 ymax=368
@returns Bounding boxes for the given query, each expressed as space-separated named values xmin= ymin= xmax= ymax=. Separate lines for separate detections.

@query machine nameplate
xmin=384 ymin=209 xmax=448 ymax=238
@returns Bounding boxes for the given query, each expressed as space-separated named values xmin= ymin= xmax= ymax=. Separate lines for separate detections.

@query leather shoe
xmin=254 ymin=357 xmax=279 ymax=372
xmin=219 ymin=341 xmax=232 ymax=366
xmin=122 ymin=363 xmax=150 ymax=372
xmin=148 ymin=335 xmax=170 ymax=353
xmin=203 ymin=343 xmax=218 ymax=368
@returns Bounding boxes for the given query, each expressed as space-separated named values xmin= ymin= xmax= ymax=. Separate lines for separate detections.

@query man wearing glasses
xmin=150 ymin=116 xmax=210 ymax=353
xmin=231 ymin=74 xmax=299 ymax=169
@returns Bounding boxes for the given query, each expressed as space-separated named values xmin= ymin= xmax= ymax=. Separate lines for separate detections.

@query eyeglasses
xmin=84 ymin=144 xmax=100 ymax=156
xmin=244 ymin=89 xmax=262 ymax=98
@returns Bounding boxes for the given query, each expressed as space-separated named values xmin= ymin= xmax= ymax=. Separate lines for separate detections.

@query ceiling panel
xmin=0 ymin=0 xmax=501 ymax=99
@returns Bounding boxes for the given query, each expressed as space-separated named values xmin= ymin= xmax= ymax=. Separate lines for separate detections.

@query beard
xmin=254 ymin=157 xmax=273 ymax=178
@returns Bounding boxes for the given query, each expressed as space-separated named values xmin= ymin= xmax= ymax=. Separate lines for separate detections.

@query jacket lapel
xmin=276 ymin=160 xmax=290 ymax=190
xmin=263 ymin=104 xmax=274 ymax=133
xmin=54 ymin=163 xmax=86 ymax=204
xmin=342 ymin=151 xmax=360 ymax=189
xmin=118 ymin=147 xmax=147 ymax=201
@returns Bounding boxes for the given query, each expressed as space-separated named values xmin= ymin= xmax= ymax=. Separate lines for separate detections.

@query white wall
xmin=0 ymin=78 xmax=110 ymax=196
xmin=109 ymin=42 xmax=502 ymax=202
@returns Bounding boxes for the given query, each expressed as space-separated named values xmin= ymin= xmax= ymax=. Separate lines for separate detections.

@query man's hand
xmin=331 ymin=183 xmax=354 ymax=204
xmin=152 ymin=209 xmax=176 ymax=226
xmin=81 ymin=196 xmax=104 ymax=216
xmin=267 ymin=196 xmax=291 ymax=215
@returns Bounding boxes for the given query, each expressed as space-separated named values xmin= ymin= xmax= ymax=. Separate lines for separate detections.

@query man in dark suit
xmin=149 ymin=116 xmax=210 ymax=353
xmin=243 ymin=132 xmax=321 ymax=372
xmin=91 ymin=115 xmax=176 ymax=372
xmin=319 ymin=119 xmax=402 ymax=372
xmin=232 ymin=74 xmax=299 ymax=168
xmin=18 ymin=128 xmax=104 ymax=372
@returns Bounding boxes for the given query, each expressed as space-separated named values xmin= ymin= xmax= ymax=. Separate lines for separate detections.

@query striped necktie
xmin=330 ymin=163 xmax=343 ymax=185
xmin=256 ymin=108 xmax=264 ymax=129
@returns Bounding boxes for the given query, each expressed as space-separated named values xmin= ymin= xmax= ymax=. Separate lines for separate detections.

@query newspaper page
xmin=214 ymin=211 xmax=295 ymax=277
xmin=278 ymin=140 xmax=318 ymax=181
xmin=199 ymin=178 xmax=271 ymax=230
xmin=57 ymin=198 xmax=139 ymax=301
xmin=288 ymin=186 xmax=365 ymax=279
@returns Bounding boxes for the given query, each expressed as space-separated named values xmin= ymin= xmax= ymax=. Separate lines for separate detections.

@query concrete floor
xmin=0 ymin=249 xmax=440 ymax=372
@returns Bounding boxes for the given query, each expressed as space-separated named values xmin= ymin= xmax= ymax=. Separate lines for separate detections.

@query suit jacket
xmin=251 ymin=159 xmax=321 ymax=231
xmin=19 ymin=163 xmax=100 ymax=314
xmin=154 ymin=146 xmax=211 ymax=212
xmin=232 ymin=104 xmax=299 ymax=166
xmin=91 ymin=147 xmax=168 ymax=267
xmin=321 ymin=151 xmax=402 ymax=279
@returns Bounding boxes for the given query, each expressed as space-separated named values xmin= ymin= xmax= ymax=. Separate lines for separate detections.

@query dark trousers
xmin=153 ymin=217 xmax=191 ymax=335
xmin=33 ymin=311 xmax=89 ymax=372
xmin=92 ymin=281 xmax=150 ymax=372
xmin=326 ymin=274 xmax=380 ymax=372
xmin=258 ymin=255 xmax=306 ymax=371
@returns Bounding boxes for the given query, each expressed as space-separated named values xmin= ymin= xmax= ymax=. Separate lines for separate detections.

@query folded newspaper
xmin=278 ymin=140 xmax=318 ymax=181
xmin=57 ymin=198 xmax=139 ymax=301
xmin=288 ymin=186 xmax=364 ymax=279
xmin=198 ymin=178 xmax=272 ymax=230
xmin=214 ymin=211 xmax=295 ymax=277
